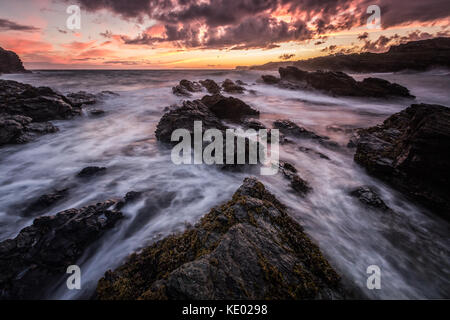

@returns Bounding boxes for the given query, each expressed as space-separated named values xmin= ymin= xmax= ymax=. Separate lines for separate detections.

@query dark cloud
xmin=64 ymin=0 xmax=450 ymax=50
xmin=0 ymin=18 xmax=39 ymax=32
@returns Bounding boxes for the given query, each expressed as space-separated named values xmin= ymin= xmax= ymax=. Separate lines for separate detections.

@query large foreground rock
xmin=201 ymin=94 xmax=259 ymax=121
xmin=352 ymin=103 xmax=450 ymax=220
xmin=96 ymin=178 xmax=344 ymax=300
xmin=273 ymin=66 xmax=413 ymax=98
xmin=0 ymin=47 xmax=28 ymax=74
xmin=0 ymin=113 xmax=58 ymax=145
xmin=0 ymin=200 xmax=123 ymax=299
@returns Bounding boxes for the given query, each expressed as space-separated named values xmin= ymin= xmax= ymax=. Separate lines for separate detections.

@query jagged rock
xmin=23 ymin=189 xmax=69 ymax=215
xmin=67 ymin=91 xmax=97 ymax=105
xmin=277 ymin=66 xmax=414 ymax=98
xmin=273 ymin=120 xmax=336 ymax=148
xmin=222 ymin=79 xmax=245 ymax=93
xmin=0 ymin=200 xmax=123 ymax=299
xmin=235 ymin=80 xmax=247 ymax=85
xmin=261 ymin=75 xmax=280 ymax=84
xmin=0 ymin=113 xmax=58 ymax=146
xmin=242 ymin=119 xmax=267 ymax=130
xmin=199 ymin=79 xmax=221 ymax=94
xmin=279 ymin=161 xmax=312 ymax=195
xmin=298 ymin=146 xmax=330 ymax=160
xmin=352 ymin=103 xmax=450 ymax=220
xmin=0 ymin=47 xmax=28 ymax=74
xmin=77 ymin=166 xmax=107 ymax=178
xmin=326 ymin=124 xmax=356 ymax=134
xmin=350 ymin=186 xmax=390 ymax=212
xmin=0 ymin=80 xmax=80 ymax=122
xmin=201 ymin=94 xmax=259 ymax=122
xmin=172 ymin=85 xmax=192 ymax=97
xmin=96 ymin=178 xmax=343 ymax=300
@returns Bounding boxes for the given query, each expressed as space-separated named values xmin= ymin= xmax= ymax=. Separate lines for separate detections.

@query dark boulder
xmin=0 ymin=200 xmax=123 ymax=299
xmin=201 ymin=94 xmax=259 ymax=122
xmin=66 ymin=91 xmax=97 ymax=105
xmin=199 ymin=79 xmax=221 ymax=94
xmin=77 ymin=166 xmax=107 ymax=178
xmin=352 ymin=103 xmax=450 ymax=220
xmin=277 ymin=66 xmax=414 ymax=98
xmin=96 ymin=178 xmax=344 ymax=300
xmin=172 ymin=80 xmax=202 ymax=96
xmin=23 ymin=189 xmax=69 ymax=215
xmin=279 ymin=161 xmax=312 ymax=196
xmin=222 ymin=79 xmax=245 ymax=93
xmin=0 ymin=47 xmax=28 ymax=74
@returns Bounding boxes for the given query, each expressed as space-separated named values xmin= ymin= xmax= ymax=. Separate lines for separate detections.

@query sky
xmin=0 ymin=0 xmax=449 ymax=69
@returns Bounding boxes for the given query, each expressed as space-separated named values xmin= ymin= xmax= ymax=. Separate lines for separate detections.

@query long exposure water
xmin=1 ymin=69 xmax=449 ymax=299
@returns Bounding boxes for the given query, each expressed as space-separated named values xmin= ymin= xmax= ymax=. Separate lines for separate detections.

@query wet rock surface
xmin=23 ymin=189 xmax=69 ymax=216
xmin=96 ymin=177 xmax=344 ymax=300
xmin=0 ymin=200 xmax=123 ymax=299
xmin=350 ymin=186 xmax=390 ymax=212
xmin=279 ymin=161 xmax=312 ymax=196
xmin=264 ymin=66 xmax=414 ymax=98
xmin=172 ymin=80 xmax=202 ymax=96
xmin=67 ymin=91 xmax=97 ymax=105
xmin=352 ymin=103 xmax=450 ymax=220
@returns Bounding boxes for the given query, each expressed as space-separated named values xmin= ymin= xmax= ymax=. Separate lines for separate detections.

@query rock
xmin=326 ymin=124 xmax=356 ymax=134
xmin=277 ymin=66 xmax=414 ymax=98
xmin=67 ymin=91 xmax=97 ymax=105
xmin=273 ymin=120 xmax=330 ymax=145
xmin=77 ymin=166 xmax=107 ymax=178
xmin=222 ymin=79 xmax=245 ymax=93
xmin=155 ymin=100 xmax=226 ymax=144
xmin=279 ymin=161 xmax=312 ymax=196
xmin=201 ymin=94 xmax=259 ymax=122
xmin=0 ymin=80 xmax=80 ymax=122
xmin=0 ymin=199 xmax=123 ymax=299
xmin=350 ymin=187 xmax=390 ymax=211
xmin=298 ymin=146 xmax=330 ymax=160
xmin=242 ymin=119 xmax=267 ymax=130
xmin=23 ymin=189 xmax=69 ymax=215
xmin=199 ymin=79 xmax=221 ymax=94
xmin=96 ymin=178 xmax=344 ymax=300
xmin=0 ymin=113 xmax=58 ymax=146
xmin=0 ymin=47 xmax=28 ymax=74
xmin=261 ymin=75 xmax=280 ymax=84
xmin=352 ymin=103 xmax=450 ymax=220
xmin=172 ymin=80 xmax=202 ymax=96
xmin=235 ymin=80 xmax=247 ymax=85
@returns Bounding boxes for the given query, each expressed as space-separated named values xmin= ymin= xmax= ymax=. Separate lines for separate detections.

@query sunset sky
xmin=0 ymin=0 xmax=449 ymax=69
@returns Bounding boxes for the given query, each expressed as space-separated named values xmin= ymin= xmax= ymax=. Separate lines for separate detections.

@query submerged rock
xmin=77 ymin=166 xmax=107 ymax=178
xmin=276 ymin=66 xmax=414 ymax=98
xmin=67 ymin=91 xmax=97 ymax=105
xmin=172 ymin=80 xmax=202 ymax=96
xmin=96 ymin=178 xmax=344 ymax=300
xmin=350 ymin=186 xmax=390 ymax=212
xmin=0 ymin=200 xmax=123 ymax=299
xmin=352 ymin=103 xmax=450 ymax=220
xmin=199 ymin=79 xmax=221 ymax=94
xmin=222 ymin=79 xmax=245 ymax=93
xmin=279 ymin=161 xmax=312 ymax=196
xmin=201 ymin=94 xmax=259 ymax=122
xmin=23 ymin=189 xmax=69 ymax=215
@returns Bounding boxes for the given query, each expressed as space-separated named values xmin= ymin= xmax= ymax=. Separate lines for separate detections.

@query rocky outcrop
xmin=0 ymin=47 xmax=28 ymax=74
xmin=273 ymin=120 xmax=336 ymax=148
xmin=96 ymin=178 xmax=344 ymax=300
xmin=199 ymin=79 xmax=221 ymax=94
xmin=261 ymin=75 xmax=280 ymax=84
xmin=0 ymin=80 xmax=82 ymax=147
xmin=23 ymin=189 xmax=69 ymax=216
xmin=274 ymin=67 xmax=413 ymax=98
xmin=201 ymin=94 xmax=259 ymax=122
xmin=66 ymin=91 xmax=97 ymax=105
xmin=0 ymin=200 xmax=123 ymax=299
xmin=222 ymin=79 xmax=245 ymax=93
xmin=352 ymin=103 xmax=450 ymax=220
xmin=0 ymin=80 xmax=81 ymax=121
xmin=172 ymin=80 xmax=202 ymax=96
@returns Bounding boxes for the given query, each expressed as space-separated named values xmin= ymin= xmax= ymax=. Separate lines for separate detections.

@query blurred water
xmin=0 ymin=69 xmax=449 ymax=299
